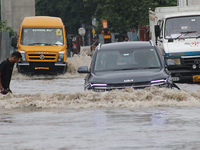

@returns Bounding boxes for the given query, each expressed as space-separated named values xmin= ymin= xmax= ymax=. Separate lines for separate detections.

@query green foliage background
xmin=0 ymin=1 xmax=15 ymax=36
xmin=36 ymin=0 xmax=177 ymax=34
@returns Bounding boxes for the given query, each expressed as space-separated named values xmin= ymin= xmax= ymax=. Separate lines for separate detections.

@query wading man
xmin=0 ymin=51 xmax=22 ymax=94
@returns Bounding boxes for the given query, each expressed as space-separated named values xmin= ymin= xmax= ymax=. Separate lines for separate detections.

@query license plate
xmin=35 ymin=67 xmax=49 ymax=70
xmin=170 ymin=77 xmax=180 ymax=81
xmin=193 ymin=75 xmax=200 ymax=82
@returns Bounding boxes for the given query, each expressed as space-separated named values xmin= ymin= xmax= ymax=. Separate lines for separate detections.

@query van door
xmin=157 ymin=20 xmax=165 ymax=55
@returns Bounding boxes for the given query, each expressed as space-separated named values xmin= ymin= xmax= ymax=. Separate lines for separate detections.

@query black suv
xmin=78 ymin=41 xmax=179 ymax=91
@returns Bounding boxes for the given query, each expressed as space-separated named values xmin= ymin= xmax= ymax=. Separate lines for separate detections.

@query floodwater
xmin=1 ymin=53 xmax=200 ymax=150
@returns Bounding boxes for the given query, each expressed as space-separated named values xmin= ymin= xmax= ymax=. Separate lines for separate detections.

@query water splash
xmin=1 ymin=87 xmax=200 ymax=109
xmin=12 ymin=51 xmax=92 ymax=80
xmin=67 ymin=51 xmax=91 ymax=75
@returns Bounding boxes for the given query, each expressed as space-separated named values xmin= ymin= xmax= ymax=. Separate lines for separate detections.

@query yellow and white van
xmin=13 ymin=16 xmax=68 ymax=75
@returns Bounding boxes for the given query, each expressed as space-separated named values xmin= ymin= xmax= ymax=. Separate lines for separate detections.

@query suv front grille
xmin=92 ymin=82 xmax=151 ymax=91
xmin=107 ymin=82 xmax=150 ymax=88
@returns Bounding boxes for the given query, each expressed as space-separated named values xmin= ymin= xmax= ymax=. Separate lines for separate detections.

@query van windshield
xmin=165 ymin=16 xmax=200 ymax=39
xmin=21 ymin=28 xmax=64 ymax=46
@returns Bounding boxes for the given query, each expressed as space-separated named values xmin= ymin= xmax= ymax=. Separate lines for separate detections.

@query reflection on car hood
xmin=90 ymin=69 xmax=168 ymax=84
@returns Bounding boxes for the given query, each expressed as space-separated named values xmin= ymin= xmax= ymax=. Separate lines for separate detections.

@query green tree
xmin=84 ymin=0 xmax=176 ymax=34
xmin=0 ymin=19 xmax=7 ymax=31
xmin=0 ymin=15 xmax=14 ymax=36
xmin=36 ymin=0 xmax=177 ymax=34
xmin=36 ymin=0 xmax=96 ymax=34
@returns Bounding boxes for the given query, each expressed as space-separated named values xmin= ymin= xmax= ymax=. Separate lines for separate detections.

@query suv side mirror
xmin=77 ymin=66 xmax=90 ymax=73
xmin=154 ymin=25 xmax=160 ymax=38
xmin=11 ymin=37 xmax=17 ymax=48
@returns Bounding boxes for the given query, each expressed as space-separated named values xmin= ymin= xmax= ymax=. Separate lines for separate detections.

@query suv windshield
xmin=165 ymin=16 xmax=200 ymax=39
xmin=94 ymin=48 xmax=161 ymax=71
xmin=21 ymin=28 xmax=64 ymax=46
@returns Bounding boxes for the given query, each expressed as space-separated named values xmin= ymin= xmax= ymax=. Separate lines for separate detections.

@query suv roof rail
xmin=149 ymin=40 xmax=154 ymax=46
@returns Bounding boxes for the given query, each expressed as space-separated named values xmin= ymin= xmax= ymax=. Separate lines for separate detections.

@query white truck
xmin=149 ymin=6 xmax=200 ymax=83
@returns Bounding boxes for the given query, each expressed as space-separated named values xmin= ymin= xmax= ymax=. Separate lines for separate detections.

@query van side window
xmin=157 ymin=20 xmax=164 ymax=38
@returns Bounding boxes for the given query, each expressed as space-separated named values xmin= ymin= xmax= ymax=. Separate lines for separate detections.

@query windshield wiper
xmin=28 ymin=43 xmax=54 ymax=46
xmin=112 ymin=67 xmax=160 ymax=71
xmin=28 ymin=43 xmax=45 ymax=45
xmin=54 ymin=43 xmax=63 ymax=46
xmin=175 ymin=31 xmax=197 ymax=40
xmin=112 ymin=68 xmax=142 ymax=71
xmin=143 ymin=67 xmax=160 ymax=69
xmin=44 ymin=43 xmax=54 ymax=46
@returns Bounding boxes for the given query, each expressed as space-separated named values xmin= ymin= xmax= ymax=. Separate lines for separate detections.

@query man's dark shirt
xmin=0 ymin=59 xmax=14 ymax=89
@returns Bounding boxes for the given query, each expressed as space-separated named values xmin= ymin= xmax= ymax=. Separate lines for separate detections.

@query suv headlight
xmin=151 ymin=79 xmax=168 ymax=87
xmin=20 ymin=51 xmax=26 ymax=62
xmin=58 ymin=51 xmax=65 ymax=62
xmin=90 ymin=83 xmax=108 ymax=92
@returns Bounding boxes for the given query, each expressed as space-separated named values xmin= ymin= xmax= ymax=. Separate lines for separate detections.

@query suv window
xmin=94 ymin=48 xmax=161 ymax=71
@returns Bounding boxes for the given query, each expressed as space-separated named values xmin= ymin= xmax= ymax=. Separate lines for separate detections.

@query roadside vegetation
xmin=0 ymin=1 xmax=15 ymax=36
xmin=36 ymin=0 xmax=176 ymax=34
xmin=0 ymin=16 xmax=15 ymax=37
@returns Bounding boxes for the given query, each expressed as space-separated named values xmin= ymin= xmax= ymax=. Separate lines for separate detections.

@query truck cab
xmin=149 ymin=6 xmax=200 ymax=83
xmin=12 ymin=16 xmax=68 ymax=75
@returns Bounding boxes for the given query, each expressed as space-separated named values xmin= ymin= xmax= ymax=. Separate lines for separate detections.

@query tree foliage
xmin=0 ymin=14 xmax=15 ymax=36
xmin=84 ymin=0 xmax=177 ymax=33
xmin=36 ymin=0 xmax=95 ymax=34
xmin=36 ymin=0 xmax=177 ymax=34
